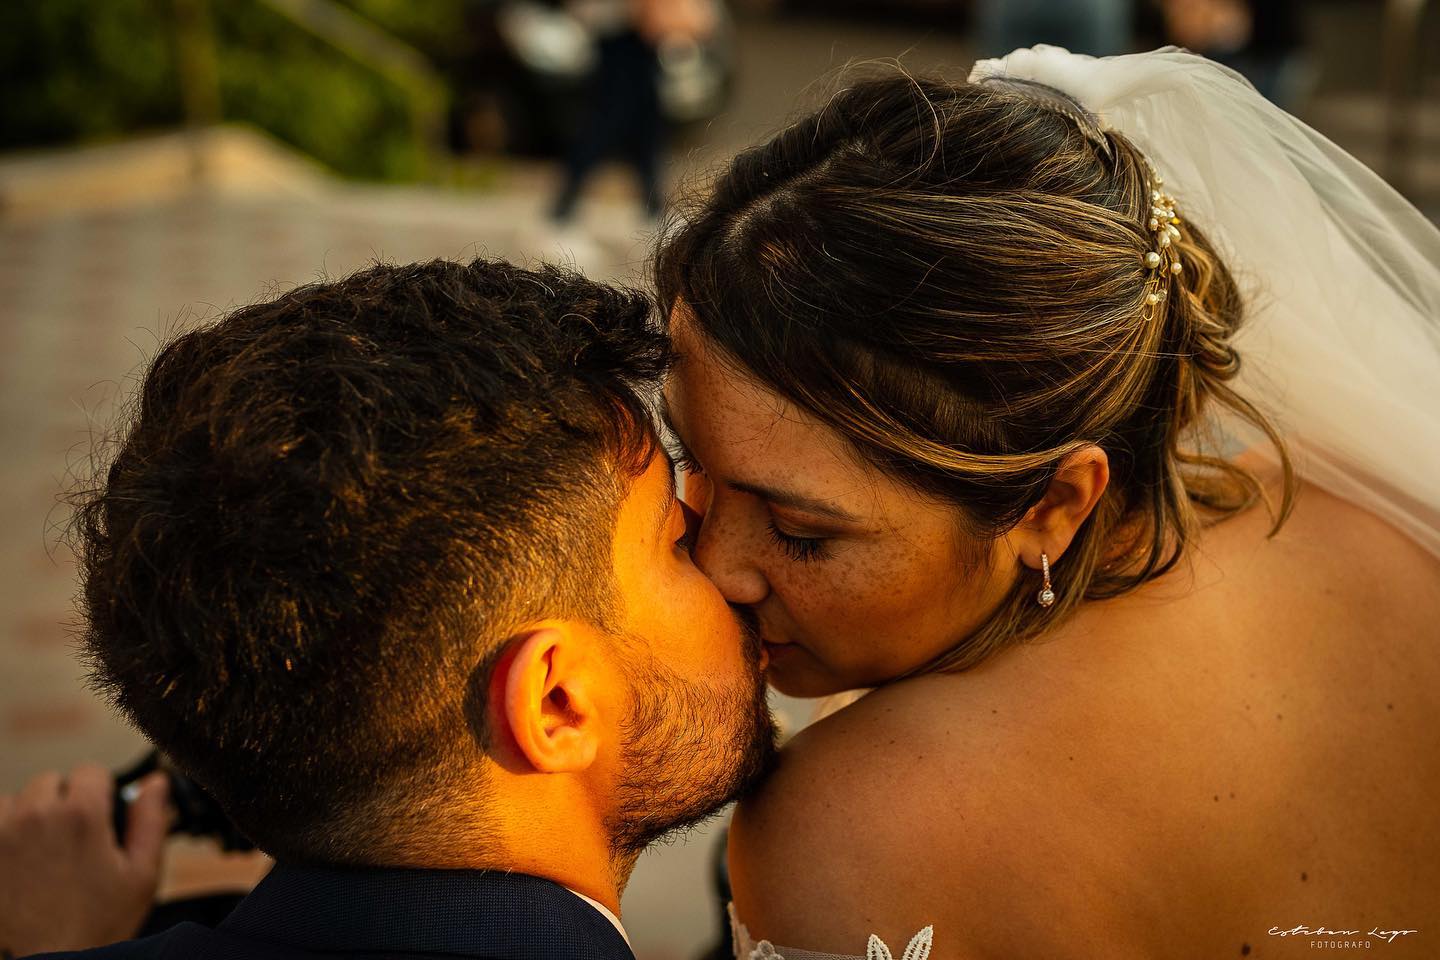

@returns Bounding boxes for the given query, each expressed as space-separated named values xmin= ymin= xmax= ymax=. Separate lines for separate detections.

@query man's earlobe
xmin=500 ymin=626 xmax=602 ymax=774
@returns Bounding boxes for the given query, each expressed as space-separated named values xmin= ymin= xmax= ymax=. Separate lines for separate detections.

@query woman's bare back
xmin=729 ymin=474 xmax=1440 ymax=958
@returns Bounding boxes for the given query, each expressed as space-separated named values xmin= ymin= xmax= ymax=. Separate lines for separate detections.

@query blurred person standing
xmin=977 ymin=0 xmax=1132 ymax=57
xmin=1160 ymin=0 xmax=1307 ymax=108
xmin=550 ymin=0 xmax=716 ymax=234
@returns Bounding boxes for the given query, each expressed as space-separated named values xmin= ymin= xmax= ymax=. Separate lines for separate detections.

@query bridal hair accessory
xmin=967 ymin=45 xmax=1440 ymax=560
xmin=1037 ymin=552 xmax=1056 ymax=608
xmin=1145 ymin=167 xmax=1182 ymax=259
xmin=1142 ymin=165 xmax=1184 ymax=314
xmin=974 ymin=75 xmax=1113 ymax=161
xmin=978 ymin=68 xmax=1184 ymax=313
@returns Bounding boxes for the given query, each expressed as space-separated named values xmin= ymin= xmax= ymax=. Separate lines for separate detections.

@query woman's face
xmin=663 ymin=311 xmax=1020 ymax=698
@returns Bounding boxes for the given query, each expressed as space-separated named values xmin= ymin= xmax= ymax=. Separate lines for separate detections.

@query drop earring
xmin=1037 ymin=552 xmax=1056 ymax=608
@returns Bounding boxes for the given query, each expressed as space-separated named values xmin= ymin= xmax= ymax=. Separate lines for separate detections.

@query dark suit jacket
xmin=28 ymin=863 xmax=636 ymax=960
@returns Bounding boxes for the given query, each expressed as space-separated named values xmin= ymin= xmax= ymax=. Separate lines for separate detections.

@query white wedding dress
xmin=724 ymin=42 xmax=1440 ymax=960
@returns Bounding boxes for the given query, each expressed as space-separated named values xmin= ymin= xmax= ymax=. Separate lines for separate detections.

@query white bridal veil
xmin=969 ymin=46 xmax=1440 ymax=560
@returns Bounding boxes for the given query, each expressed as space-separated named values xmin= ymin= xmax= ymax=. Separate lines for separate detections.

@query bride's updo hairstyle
xmin=655 ymin=71 xmax=1296 ymax=673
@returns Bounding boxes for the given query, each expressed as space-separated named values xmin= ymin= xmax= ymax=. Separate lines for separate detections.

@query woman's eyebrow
xmin=727 ymin=478 xmax=862 ymax=524
xmin=659 ymin=399 xmax=862 ymax=523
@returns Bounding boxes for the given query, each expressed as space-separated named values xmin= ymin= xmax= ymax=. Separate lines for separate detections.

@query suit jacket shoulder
xmin=27 ymin=864 xmax=635 ymax=960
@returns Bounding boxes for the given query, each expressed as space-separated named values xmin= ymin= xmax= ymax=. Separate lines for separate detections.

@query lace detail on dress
xmin=728 ymin=902 xmax=934 ymax=960
xmin=863 ymin=927 xmax=933 ymax=960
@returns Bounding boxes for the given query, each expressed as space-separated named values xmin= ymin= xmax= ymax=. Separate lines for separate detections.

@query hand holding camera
xmin=0 ymin=764 xmax=169 ymax=958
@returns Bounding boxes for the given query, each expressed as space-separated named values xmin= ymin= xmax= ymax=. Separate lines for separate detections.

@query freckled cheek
xmin=772 ymin=558 xmax=940 ymax=671
xmin=698 ymin=502 xmax=773 ymax=568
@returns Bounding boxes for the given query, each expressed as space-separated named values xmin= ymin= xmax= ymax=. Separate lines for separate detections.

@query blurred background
xmin=1 ymin=1 xmax=1436 ymax=957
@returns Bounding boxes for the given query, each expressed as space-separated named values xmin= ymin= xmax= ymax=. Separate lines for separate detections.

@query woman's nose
xmin=689 ymin=501 xmax=768 ymax=606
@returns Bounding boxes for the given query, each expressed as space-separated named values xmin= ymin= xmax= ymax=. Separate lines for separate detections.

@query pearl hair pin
xmin=1140 ymin=164 xmax=1183 ymax=321
xmin=1142 ymin=166 xmax=1184 ymax=275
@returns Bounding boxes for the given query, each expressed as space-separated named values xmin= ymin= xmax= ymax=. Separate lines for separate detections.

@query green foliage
xmin=0 ymin=1 xmax=183 ymax=145
xmin=0 ymin=0 xmax=454 ymax=181
xmin=212 ymin=1 xmax=427 ymax=180
xmin=343 ymin=0 xmax=470 ymax=61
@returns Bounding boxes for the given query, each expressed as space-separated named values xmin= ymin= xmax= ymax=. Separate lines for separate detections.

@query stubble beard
xmin=606 ymin=612 xmax=778 ymax=867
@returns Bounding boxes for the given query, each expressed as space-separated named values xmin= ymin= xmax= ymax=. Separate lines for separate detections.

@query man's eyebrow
xmin=657 ymin=399 xmax=683 ymax=447
xmin=653 ymin=446 xmax=679 ymax=539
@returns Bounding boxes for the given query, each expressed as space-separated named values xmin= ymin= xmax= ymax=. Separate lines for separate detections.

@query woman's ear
xmin=498 ymin=625 xmax=603 ymax=774
xmin=1015 ymin=445 xmax=1110 ymax=567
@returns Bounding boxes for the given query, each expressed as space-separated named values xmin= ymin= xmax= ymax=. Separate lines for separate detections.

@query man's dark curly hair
xmin=68 ymin=258 xmax=670 ymax=864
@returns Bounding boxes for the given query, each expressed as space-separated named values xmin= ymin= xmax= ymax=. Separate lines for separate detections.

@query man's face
xmin=604 ymin=448 xmax=777 ymax=857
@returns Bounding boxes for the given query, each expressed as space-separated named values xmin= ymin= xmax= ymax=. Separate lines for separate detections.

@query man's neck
xmin=428 ymin=787 xmax=631 ymax=916
xmin=496 ymin=835 xmax=631 ymax=915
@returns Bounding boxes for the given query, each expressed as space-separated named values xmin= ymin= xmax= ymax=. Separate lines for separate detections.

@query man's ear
xmin=498 ymin=624 xmax=603 ymax=774
xmin=1014 ymin=445 xmax=1111 ymax=568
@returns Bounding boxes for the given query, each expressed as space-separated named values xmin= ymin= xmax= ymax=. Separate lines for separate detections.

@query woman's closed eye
xmin=766 ymin=520 xmax=831 ymax=563
xmin=663 ymin=435 xmax=836 ymax=561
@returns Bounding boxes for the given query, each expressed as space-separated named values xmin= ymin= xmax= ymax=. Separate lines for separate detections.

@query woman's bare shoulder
xmin=727 ymin=680 xmax=1088 ymax=957
xmin=729 ymin=689 xmax=932 ymax=880
xmin=728 ymin=695 xmax=948 ymax=954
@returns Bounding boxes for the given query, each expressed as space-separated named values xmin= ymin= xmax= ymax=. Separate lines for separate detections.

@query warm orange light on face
xmin=608 ymin=451 xmax=757 ymax=688
xmin=678 ymin=467 xmax=713 ymax=515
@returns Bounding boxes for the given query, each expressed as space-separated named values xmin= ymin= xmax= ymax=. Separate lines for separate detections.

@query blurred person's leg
xmin=622 ymin=33 xmax=666 ymax=221
xmin=551 ymin=107 xmax=605 ymax=225
xmin=552 ymin=30 xmax=655 ymax=224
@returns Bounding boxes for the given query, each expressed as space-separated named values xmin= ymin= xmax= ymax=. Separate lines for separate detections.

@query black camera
xmin=111 ymin=751 xmax=254 ymax=852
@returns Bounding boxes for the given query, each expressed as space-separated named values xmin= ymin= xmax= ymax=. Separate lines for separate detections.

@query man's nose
xmin=689 ymin=502 xmax=768 ymax=606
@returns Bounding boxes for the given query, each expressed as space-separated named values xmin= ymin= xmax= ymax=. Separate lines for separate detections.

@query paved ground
xmin=0 ymin=6 xmax=1435 ymax=959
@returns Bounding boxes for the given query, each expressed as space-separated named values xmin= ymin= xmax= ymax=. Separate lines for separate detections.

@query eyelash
xmin=667 ymin=443 xmax=704 ymax=476
xmin=666 ymin=439 xmax=830 ymax=563
xmin=767 ymin=521 xmax=831 ymax=563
